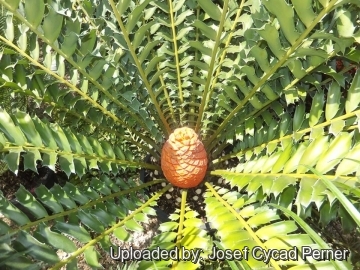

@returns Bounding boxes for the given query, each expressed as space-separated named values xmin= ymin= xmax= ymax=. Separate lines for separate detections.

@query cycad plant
xmin=0 ymin=0 xmax=360 ymax=269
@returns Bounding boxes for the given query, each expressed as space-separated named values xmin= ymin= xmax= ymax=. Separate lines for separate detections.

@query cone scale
xmin=161 ymin=127 xmax=208 ymax=188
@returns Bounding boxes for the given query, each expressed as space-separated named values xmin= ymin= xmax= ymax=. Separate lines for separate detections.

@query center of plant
xmin=161 ymin=127 xmax=208 ymax=188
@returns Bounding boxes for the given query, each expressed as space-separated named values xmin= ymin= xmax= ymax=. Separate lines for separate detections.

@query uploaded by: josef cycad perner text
xmin=109 ymin=246 xmax=351 ymax=264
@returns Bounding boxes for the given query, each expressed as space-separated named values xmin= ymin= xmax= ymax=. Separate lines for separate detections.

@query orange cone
xmin=161 ymin=127 xmax=208 ymax=188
